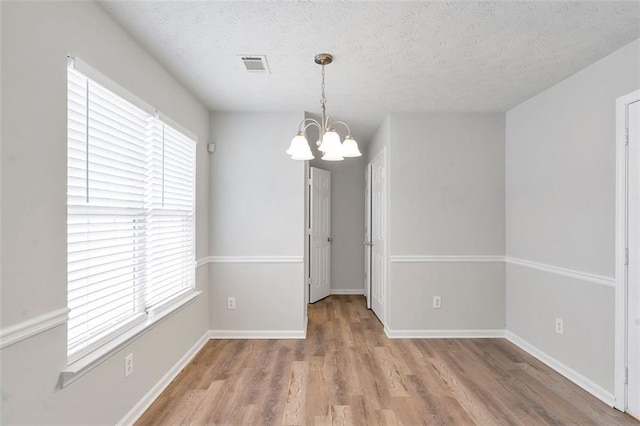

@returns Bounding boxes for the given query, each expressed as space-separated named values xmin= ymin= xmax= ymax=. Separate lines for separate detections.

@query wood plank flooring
xmin=136 ymin=295 xmax=637 ymax=425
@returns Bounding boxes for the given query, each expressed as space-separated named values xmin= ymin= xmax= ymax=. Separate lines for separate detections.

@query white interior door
xmin=370 ymin=150 xmax=386 ymax=323
xmin=309 ymin=167 xmax=331 ymax=303
xmin=365 ymin=163 xmax=372 ymax=309
xmin=628 ymin=99 xmax=640 ymax=418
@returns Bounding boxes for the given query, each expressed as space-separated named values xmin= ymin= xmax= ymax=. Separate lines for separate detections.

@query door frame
xmin=615 ymin=89 xmax=640 ymax=411
xmin=365 ymin=162 xmax=372 ymax=309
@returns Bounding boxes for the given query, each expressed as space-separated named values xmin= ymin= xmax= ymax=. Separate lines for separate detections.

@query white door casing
xmin=309 ymin=167 xmax=331 ymax=303
xmin=627 ymin=99 xmax=640 ymax=418
xmin=365 ymin=163 xmax=372 ymax=309
xmin=615 ymin=89 xmax=640 ymax=414
xmin=370 ymin=150 xmax=386 ymax=323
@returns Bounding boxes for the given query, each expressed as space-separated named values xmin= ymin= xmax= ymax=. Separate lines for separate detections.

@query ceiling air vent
xmin=239 ymin=55 xmax=270 ymax=73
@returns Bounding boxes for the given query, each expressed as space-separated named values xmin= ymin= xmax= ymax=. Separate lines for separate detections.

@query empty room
xmin=2 ymin=0 xmax=640 ymax=424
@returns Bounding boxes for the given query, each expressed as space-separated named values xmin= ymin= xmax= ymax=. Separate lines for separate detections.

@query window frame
xmin=64 ymin=56 xmax=199 ymax=376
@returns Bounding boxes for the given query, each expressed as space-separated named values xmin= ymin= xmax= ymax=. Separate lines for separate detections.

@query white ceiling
xmin=99 ymin=1 xmax=640 ymax=143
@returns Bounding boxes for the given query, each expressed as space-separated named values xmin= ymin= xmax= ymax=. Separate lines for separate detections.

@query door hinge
xmin=625 ymin=247 xmax=629 ymax=266
xmin=625 ymin=367 xmax=629 ymax=384
xmin=307 ymin=278 xmax=312 ymax=286
xmin=625 ymin=127 xmax=629 ymax=146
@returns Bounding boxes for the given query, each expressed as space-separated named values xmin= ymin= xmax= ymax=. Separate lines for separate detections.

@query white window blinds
xmin=145 ymin=120 xmax=195 ymax=311
xmin=67 ymin=65 xmax=196 ymax=363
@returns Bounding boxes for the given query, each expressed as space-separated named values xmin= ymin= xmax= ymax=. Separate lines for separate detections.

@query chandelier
xmin=286 ymin=53 xmax=361 ymax=161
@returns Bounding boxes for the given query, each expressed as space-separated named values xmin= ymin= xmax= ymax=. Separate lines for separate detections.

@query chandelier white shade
xmin=286 ymin=132 xmax=314 ymax=160
xmin=286 ymin=53 xmax=361 ymax=161
xmin=341 ymin=136 xmax=362 ymax=157
xmin=319 ymin=130 xmax=342 ymax=160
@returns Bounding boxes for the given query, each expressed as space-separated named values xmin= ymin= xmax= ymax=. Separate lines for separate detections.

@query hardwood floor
xmin=136 ymin=295 xmax=637 ymax=425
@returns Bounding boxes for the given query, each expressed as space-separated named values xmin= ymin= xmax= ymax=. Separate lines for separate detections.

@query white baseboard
xmin=384 ymin=328 xmax=506 ymax=339
xmin=330 ymin=289 xmax=364 ymax=295
xmin=304 ymin=315 xmax=308 ymax=338
xmin=209 ymin=329 xmax=306 ymax=339
xmin=505 ymin=331 xmax=615 ymax=406
xmin=116 ymin=331 xmax=210 ymax=426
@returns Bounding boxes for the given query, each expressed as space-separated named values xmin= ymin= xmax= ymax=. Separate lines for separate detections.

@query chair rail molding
xmin=506 ymin=256 xmax=615 ymax=288
xmin=207 ymin=256 xmax=303 ymax=264
xmin=196 ymin=257 xmax=210 ymax=268
xmin=0 ymin=307 xmax=70 ymax=349
xmin=390 ymin=255 xmax=505 ymax=263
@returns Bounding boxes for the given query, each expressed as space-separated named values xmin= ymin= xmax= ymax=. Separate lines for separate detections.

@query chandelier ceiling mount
xmin=314 ymin=53 xmax=333 ymax=66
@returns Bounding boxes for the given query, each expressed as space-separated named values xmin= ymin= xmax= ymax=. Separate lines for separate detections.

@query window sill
xmin=59 ymin=290 xmax=202 ymax=388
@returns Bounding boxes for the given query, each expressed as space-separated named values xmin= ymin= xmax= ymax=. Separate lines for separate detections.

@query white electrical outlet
xmin=433 ymin=296 xmax=442 ymax=309
xmin=124 ymin=353 xmax=134 ymax=378
xmin=555 ymin=317 xmax=564 ymax=335
xmin=227 ymin=297 xmax=236 ymax=310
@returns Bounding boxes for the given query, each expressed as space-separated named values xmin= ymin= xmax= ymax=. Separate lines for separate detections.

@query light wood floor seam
xmin=136 ymin=295 xmax=637 ymax=425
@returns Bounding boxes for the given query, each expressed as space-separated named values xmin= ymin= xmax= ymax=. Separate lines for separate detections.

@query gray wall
xmin=390 ymin=113 xmax=505 ymax=256
xmin=310 ymin=157 xmax=366 ymax=294
xmin=367 ymin=114 xmax=391 ymax=164
xmin=506 ymin=38 xmax=640 ymax=393
xmin=388 ymin=113 xmax=506 ymax=331
xmin=391 ymin=263 xmax=505 ymax=330
xmin=209 ymin=112 xmax=306 ymax=332
xmin=0 ymin=1 xmax=210 ymax=424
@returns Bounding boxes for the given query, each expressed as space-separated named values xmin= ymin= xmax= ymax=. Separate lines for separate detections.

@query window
xmin=67 ymin=64 xmax=196 ymax=363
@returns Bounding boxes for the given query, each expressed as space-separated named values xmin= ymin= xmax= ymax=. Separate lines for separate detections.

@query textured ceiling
xmin=99 ymin=1 xmax=640 ymax=143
